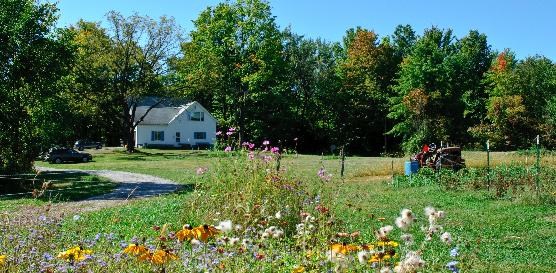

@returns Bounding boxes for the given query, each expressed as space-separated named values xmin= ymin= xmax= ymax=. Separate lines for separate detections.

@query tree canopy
xmin=2 ymin=0 xmax=556 ymax=174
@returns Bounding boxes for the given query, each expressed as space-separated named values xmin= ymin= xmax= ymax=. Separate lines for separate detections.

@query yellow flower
xmin=123 ymin=244 xmax=149 ymax=256
xmin=192 ymin=224 xmax=220 ymax=242
xmin=150 ymin=249 xmax=178 ymax=265
xmin=377 ymin=240 xmax=399 ymax=247
xmin=57 ymin=246 xmax=92 ymax=262
xmin=330 ymin=243 xmax=360 ymax=255
xmin=138 ymin=252 xmax=152 ymax=262
xmin=292 ymin=265 xmax=305 ymax=273
xmin=176 ymin=226 xmax=195 ymax=242
xmin=0 ymin=255 xmax=6 ymax=267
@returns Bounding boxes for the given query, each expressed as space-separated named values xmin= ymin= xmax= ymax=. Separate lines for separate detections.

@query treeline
xmin=1 ymin=0 xmax=556 ymax=173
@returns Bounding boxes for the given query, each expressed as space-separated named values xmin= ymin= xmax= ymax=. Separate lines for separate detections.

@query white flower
xmin=376 ymin=225 xmax=394 ymax=240
xmin=73 ymin=215 xmax=81 ymax=221
xmin=437 ymin=210 xmax=445 ymax=218
xmin=428 ymin=224 xmax=443 ymax=234
xmin=242 ymin=238 xmax=253 ymax=248
xmin=275 ymin=211 xmax=282 ymax=219
xmin=234 ymin=224 xmax=243 ymax=232
xmin=440 ymin=232 xmax=453 ymax=245
xmin=428 ymin=214 xmax=438 ymax=226
xmin=380 ymin=267 xmax=393 ymax=273
xmin=272 ymin=229 xmax=284 ymax=239
xmin=190 ymin=239 xmax=201 ymax=246
xmin=395 ymin=217 xmax=410 ymax=230
xmin=216 ymin=220 xmax=233 ymax=233
xmin=400 ymin=233 xmax=414 ymax=245
xmin=401 ymin=209 xmax=414 ymax=223
xmin=424 ymin=206 xmax=436 ymax=217
xmin=229 ymin=237 xmax=240 ymax=246
xmin=261 ymin=232 xmax=271 ymax=240
xmin=265 ymin=226 xmax=277 ymax=234
xmin=357 ymin=251 xmax=370 ymax=264
xmin=396 ymin=251 xmax=425 ymax=273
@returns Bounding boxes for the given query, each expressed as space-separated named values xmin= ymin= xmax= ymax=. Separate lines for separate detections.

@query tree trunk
xmin=126 ymin=124 xmax=135 ymax=153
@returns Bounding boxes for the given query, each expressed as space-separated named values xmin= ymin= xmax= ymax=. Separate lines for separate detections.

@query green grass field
xmin=4 ymin=147 xmax=556 ymax=272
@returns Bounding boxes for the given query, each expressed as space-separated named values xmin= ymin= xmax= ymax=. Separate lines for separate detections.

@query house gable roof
xmin=134 ymin=101 xmax=216 ymax=126
xmin=134 ymin=106 xmax=182 ymax=125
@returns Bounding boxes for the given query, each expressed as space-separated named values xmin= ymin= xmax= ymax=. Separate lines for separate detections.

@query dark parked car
xmin=74 ymin=139 xmax=102 ymax=151
xmin=44 ymin=148 xmax=93 ymax=164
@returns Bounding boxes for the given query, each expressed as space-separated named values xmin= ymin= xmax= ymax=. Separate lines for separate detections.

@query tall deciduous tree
xmin=0 ymin=0 xmax=75 ymax=173
xmin=388 ymin=27 xmax=457 ymax=153
xmin=336 ymin=28 xmax=396 ymax=154
xmin=69 ymin=13 xmax=181 ymax=152
xmin=476 ymin=52 xmax=556 ymax=149
xmin=172 ymin=0 xmax=284 ymax=144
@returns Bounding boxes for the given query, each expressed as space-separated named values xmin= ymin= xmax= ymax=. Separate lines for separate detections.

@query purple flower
xmin=270 ymin=147 xmax=280 ymax=154
xmin=43 ymin=253 xmax=54 ymax=261
xmin=216 ymin=131 xmax=222 ymax=136
xmin=446 ymin=261 xmax=459 ymax=273
xmin=228 ymin=127 xmax=236 ymax=132
xmin=224 ymin=146 xmax=232 ymax=152
xmin=317 ymin=167 xmax=332 ymax=182
xmin=450 ymin=247 xmax=459 ymax=257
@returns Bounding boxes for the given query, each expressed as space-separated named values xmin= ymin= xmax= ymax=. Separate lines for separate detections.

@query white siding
xmin=134 ymin=102 xmax=217 ymax=147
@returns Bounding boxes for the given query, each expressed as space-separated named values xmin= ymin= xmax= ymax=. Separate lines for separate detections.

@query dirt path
xmin=2 ymin=168 xmax=182 ymax=226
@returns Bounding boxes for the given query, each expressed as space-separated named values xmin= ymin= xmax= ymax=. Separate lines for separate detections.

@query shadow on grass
xmin=0 ymin=171 xmax=116 ymax=203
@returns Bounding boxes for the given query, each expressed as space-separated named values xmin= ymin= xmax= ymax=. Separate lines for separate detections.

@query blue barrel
xmin=404 ymin=161 xmax=420 ymax=176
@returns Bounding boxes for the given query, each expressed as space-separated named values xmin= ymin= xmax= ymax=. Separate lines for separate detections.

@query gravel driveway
xmin=35 ymin=167 xmax=181 ymax=200
xmin=2 ymin=168 xmax=183 ymax=225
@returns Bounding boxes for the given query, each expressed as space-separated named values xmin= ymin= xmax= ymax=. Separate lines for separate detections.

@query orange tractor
xmin=412 ymin=144 xmax=466 ymax=171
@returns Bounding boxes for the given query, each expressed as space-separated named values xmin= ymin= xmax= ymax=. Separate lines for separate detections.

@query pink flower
xmin=248 ymin=151 xmax=255 ymax=160
xmin=249 ymin=143 xmax=255 ymax=150
xmin=224 ymin=146 xmax=232 ymax=152
xmin=263 ymin=155 xmax=273 ymax=162
xmin=216 ymin=131 xmax=222 ymax=136
xmin=226 ymin=131 xmax=234 ymax=136
xmin=270 ymin=147 xmax=280 ymax=154
xmin=317 ymin=167 xmax=332 ymax=182
xmin=228 ymin=127 xmax=236 ymax=132
xmin=196 ymin=167 xmax=208 ymax=175
xmin=262 ymin=140 xmax=270 ymax=146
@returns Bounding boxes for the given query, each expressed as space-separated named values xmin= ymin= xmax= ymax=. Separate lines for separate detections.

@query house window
xmin=176 ymin=132 xmax=181 ymax=143
xmin=190 ymin=111 xmax=204 ymax=121
xmin=151 ymin=131 xmax=164 ymax=141
xmin=194 ymin=132 xmax=206 ymax=139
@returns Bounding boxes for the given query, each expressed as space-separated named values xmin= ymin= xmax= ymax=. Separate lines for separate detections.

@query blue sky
xmin=53 ymin=0 xmax=555 ymax=60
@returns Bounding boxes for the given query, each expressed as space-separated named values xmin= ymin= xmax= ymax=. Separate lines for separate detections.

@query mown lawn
xmin=8 ymin=148 xmax=556 ymax=272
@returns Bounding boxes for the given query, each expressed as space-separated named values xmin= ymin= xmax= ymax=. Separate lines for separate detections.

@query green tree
xmin=477 ymin=53 xmax=556 ymax=149
xmin=281 ymin=30 xmax=343 ymax=152
xmin=0 ymin=0 xmax=75 ymax=173
xmin=172 ymin=0 xmax=284 ymax=143
xmin=336 ymin=28 xmax=396 ymax=154
xmin=68 ymin=13 xmax=181 ymax=152
xmin=388 ymin=27 xmax=457 ymax=154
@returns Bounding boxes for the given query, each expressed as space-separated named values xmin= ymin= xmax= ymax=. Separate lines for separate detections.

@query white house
xmin=134 ymin=101 xmax=216 ymax=148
